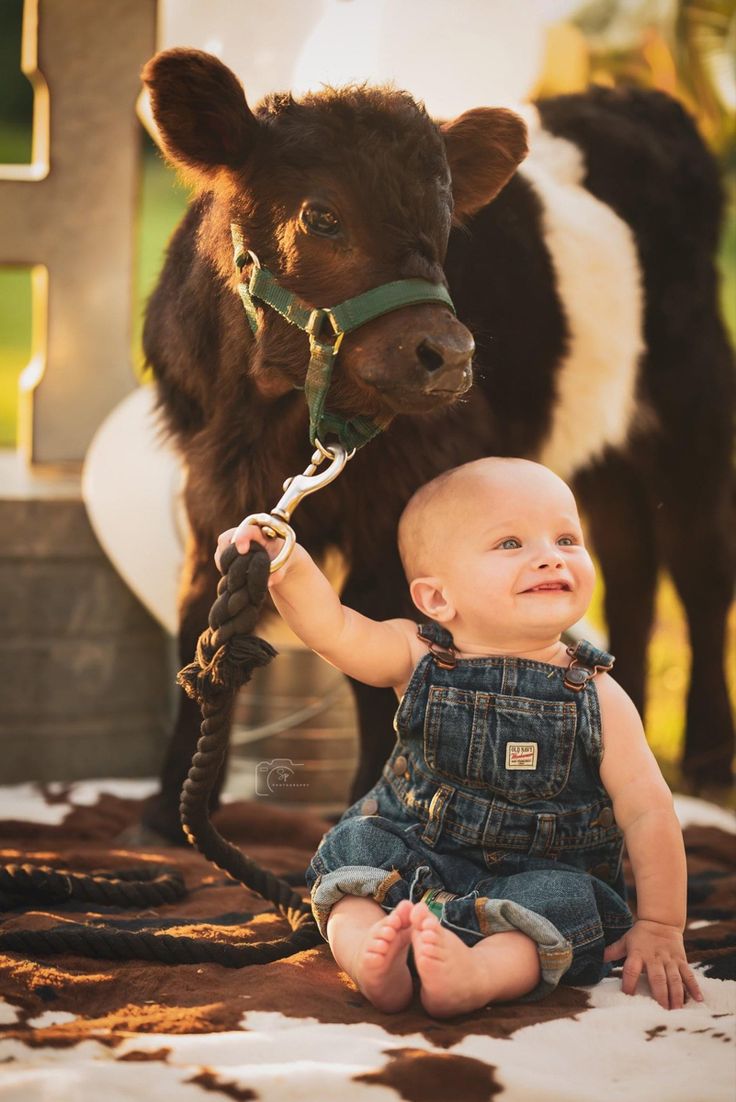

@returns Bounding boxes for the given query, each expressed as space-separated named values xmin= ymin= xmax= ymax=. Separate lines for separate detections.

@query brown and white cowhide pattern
xmin=0 ymin=782 xmax=733 ymax=1101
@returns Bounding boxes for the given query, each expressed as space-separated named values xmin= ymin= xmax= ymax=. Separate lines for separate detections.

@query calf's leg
xmin=647 ymin=312 xmax=735 ymax=787
xmin=654 ymin=475 xmax=735 ymax=786
xmin=574 ymin=450 xmax=659 ymax=717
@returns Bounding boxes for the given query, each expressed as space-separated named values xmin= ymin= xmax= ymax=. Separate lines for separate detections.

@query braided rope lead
xmin=0 ymin=542 xmax=323 ymax=966
xmin=175 ymin=540 xmax=324 ymax=960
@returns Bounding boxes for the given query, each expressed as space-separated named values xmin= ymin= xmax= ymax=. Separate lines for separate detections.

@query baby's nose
xmin=537 ymin=549 xmax=564 ymax=568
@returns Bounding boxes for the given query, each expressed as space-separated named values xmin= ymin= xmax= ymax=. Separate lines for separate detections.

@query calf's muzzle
xmin=231 ymin=224 xmax=472 ymax=447
xmin=349 ymin=306 xmax=475 ymax=412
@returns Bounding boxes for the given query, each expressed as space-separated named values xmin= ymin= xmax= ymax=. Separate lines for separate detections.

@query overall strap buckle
xmin=563 ymin=641 xmax=615 ymax=692
xmin=417 ymin=629 xmax=458 ymax=670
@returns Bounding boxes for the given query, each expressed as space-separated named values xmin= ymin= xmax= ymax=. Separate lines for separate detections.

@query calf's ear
xmin=441 ymin=108 xmax=528 ymax=218
xmin=141 ymin=48 xmax=259 ymax=179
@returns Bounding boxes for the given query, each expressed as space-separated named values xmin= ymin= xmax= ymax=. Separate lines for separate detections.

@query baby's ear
xmin=410 ymin=578 xmax=454 ymax=622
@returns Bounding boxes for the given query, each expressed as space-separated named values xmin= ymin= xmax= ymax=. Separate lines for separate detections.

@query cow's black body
xmin=141 ymin=67 xmax=734 ymax=840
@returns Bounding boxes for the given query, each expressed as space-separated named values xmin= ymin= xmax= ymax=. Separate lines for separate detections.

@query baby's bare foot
xmin=411 ymin=901 xmax=492 ymax=1018
xmin=353 ymin=898 xmax=414 ymax=1013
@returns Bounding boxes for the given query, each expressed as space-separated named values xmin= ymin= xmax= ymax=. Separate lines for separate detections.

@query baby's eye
xmin=557 ymin=536 xmax=577 ymax=547
xmin=496 ymin=538 xmax=521 ymax=550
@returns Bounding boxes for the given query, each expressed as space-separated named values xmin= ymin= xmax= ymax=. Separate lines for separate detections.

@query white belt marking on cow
xmin=518 ymin=108 xmax=644 ymax=480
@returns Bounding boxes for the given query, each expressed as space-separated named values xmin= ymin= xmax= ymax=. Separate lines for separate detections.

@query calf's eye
xmin=300 ymin=203 xmax=341 ymax=237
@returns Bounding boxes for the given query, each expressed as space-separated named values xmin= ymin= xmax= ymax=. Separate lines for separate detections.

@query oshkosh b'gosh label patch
xmin=505 ymin=742 xmax=538 ymax=770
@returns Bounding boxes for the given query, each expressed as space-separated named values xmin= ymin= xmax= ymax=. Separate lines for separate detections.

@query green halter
xmin=230 ymin=224 xmax=456 ymax=452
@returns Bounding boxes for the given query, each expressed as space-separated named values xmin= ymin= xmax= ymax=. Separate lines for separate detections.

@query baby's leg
xmin=411 ymin=902 xmax=540 ymax=1017
xmin=326 ymin=895 xmax=414 ymax=1013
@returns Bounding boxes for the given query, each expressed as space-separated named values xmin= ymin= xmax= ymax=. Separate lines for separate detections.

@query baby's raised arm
xmin=596 ymin=675 xmax=703 ymax=1009
xmin=215 ymin=523 xmax=418 ymax=691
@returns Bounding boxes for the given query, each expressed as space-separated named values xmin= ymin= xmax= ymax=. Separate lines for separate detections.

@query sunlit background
xmin=0 ymin=0 xmax=733 ymax=794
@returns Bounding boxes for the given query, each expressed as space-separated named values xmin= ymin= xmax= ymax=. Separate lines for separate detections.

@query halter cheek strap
xmin=230 ymin=224 xmax=457 ymax=453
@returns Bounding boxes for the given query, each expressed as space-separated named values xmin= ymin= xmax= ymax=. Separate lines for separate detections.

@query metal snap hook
xmin=270 ymin=443 xmax=348 ymax=526
xmin=235 ymin=443 xmax=352 ymax=573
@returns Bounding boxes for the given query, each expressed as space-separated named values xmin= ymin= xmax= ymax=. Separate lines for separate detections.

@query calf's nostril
xmin=416 ymin=338 xmax=445 ymax=374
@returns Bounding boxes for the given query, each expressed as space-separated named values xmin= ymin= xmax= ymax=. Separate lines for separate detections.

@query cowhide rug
xmin=0 ymin=781 xmax=733 ymax=1101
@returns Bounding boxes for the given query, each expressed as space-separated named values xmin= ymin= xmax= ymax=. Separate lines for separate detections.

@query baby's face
xmin=426 ymin=465 xmax=595 ymax=643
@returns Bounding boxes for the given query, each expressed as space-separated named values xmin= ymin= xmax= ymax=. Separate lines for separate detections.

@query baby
xmin=216 ymin=457 xmax=703 ymax=1017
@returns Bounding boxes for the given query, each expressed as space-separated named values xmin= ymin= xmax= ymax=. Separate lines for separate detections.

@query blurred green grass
xmin=0 ymin=126 xmax=734 ymax=785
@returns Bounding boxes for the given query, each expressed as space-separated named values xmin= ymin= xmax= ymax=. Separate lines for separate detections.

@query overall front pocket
xmin=424 ymin=687 xmax=577 ymax=803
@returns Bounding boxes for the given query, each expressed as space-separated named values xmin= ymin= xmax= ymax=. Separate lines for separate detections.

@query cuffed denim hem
xmin=309 ymin=864 xmax=407 ymax=941
xmin=440 ymin=895 xmax=573 ymax=1003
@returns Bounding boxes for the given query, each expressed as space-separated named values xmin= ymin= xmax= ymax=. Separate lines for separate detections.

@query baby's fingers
xmin=681 ymin=961 xmax=704 ymax=1005
xmin=621 ymin=949 xmax=644 ymax=996
xmin=230 ymin=521 xmax=265 ymax=554
xmin=646 ymin=957 xmax=703 ymax=1011
xmin=215 ymin=523 xmax=271 ymax=573
xmin=664 ymin=960 xmax=684 ymax=1010
xmin=645 ymin=960 xmax=671 ymax=1010
xmin=215 ymin=528 xmax=239 ymax=571
xmin=603 ymin=935 xmax=627 ymax=963
xmin=232 ymin=521 xmax=285 ymax=563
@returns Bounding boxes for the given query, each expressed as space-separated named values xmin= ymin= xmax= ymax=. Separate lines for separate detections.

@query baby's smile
xmin=519 ymin=581 xmax=572 ymax=593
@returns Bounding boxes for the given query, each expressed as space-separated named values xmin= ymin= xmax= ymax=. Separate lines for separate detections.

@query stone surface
xmin=0 ymin=461 xmax=173 ymax=783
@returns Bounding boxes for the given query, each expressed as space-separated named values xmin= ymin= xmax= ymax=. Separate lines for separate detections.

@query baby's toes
xmin=411 ymin=918 xmax=440 ymax=948
xmin=415 ymin=931 xmax=443 ymax=959
xmin=369 ymin=923 xmax=396 ymax=949
xmin=383 ymin=923 xmax=402 ymax=943
xmin=410 ymin=901 xmax=428 ymax=927
xmin=383 ymin=903 xmax=409 ymax=932
xmin=411 ymin=902 xmax=440 ymax=933
xmin=392 ymin=899 xmax=413 ymax=927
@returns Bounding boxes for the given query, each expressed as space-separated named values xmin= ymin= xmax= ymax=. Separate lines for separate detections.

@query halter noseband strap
xmin=231 ymin=224 xmax=456 ymax=452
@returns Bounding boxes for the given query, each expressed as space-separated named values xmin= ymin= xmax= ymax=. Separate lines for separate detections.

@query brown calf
xmin=139 ymin=49 xmax=734 ymax=841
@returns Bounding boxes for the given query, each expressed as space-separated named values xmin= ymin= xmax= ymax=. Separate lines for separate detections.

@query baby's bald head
xmin=397 ymin=457 xmax=577 ymax=582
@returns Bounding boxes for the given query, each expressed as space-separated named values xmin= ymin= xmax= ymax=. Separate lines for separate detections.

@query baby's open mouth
xmin=521 ymin=582 xmax=572 ymax=593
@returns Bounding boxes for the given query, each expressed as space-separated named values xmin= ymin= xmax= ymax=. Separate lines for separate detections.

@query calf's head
xmin=142 ymin=49 xmax=527 ymax=422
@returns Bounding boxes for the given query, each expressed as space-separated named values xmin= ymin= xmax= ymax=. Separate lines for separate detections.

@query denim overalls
xmin=305 ymin=625 xmax=634 ymax=1002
